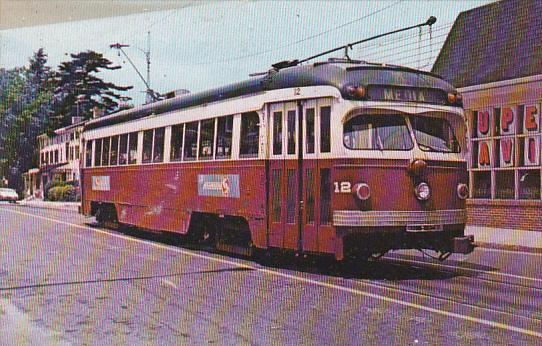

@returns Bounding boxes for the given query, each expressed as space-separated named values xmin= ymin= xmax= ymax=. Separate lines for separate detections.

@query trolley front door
xmin=268 ymin=99 xmax=334 ymax=253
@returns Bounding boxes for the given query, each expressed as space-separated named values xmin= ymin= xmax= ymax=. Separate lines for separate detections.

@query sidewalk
xmin=466 ymin=225 xmax=542 ymax=253
xmin=17 ymin=198 xmax=80 ymax=212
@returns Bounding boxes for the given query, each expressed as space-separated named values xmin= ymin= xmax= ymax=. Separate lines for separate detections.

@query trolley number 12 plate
xmin=334 ymin=181 xmax=351 ymax=193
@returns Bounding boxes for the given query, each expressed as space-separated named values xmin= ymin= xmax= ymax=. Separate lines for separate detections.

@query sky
xmin=0 ymin=1 xmax=495 ymax=105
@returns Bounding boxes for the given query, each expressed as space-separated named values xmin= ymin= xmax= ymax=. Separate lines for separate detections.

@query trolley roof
xmin=85 ymin=60 xmax=458 ymax=131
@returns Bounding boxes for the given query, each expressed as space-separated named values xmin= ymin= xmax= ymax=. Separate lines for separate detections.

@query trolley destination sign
xmin=367 ymin=86 xmax=446 ymax=104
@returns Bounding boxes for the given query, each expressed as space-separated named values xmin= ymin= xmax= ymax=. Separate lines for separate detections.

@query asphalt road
xmin=0 ymin=203 xmax=541 ymax=345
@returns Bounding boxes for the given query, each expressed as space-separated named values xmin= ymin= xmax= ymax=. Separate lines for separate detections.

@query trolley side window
xmin=320 ymin=106 xmax=331 ymax=153
xmin=343 ymin=115 xmax=413 ymax=150
xmin=199 ymin=119 xmax=215 ymax=160
xmin=119 ymin=134 xmax=128 ymax=165
xmin=102 ymin=137 xmax=110 ymax=166
xmin=85 ymin=140 xmax=92 ymax=167
xmin=273 ymin=111 xmax=283 ymax=155
xmin=184 ymin=121 xmax=198 ymax=161
xmin=306 ymin=108 xmax=315 ymax=154
xmin=216 ymin=115 xmax=233 ymax=159
xmin=170 ymin=124 xmax=184 ymax=161
xmin=240 ymin=112 xmax=259 ymax=158
xmin=287 ymin=110 xmax=296 ymax=155
xmin=128 ymin=132 xmax=138 ymax=164
xmin=142 ymin=130 xmax=153 ymax=163
xmin=110 ymin=136 xmax=119 ymax=166
xmin=153 ymin=127 xmax=165 ymax=163
xmin=94 ymin=139 xmax=102 ymax=167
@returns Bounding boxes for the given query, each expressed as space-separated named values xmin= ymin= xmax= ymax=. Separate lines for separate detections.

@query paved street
xmin=0 ymin=203 xmax=541 ymax=345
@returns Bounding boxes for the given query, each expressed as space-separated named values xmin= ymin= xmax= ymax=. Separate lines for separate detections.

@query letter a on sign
xmin=478 ymin=141 xmax=491 ymax=167
xmin=477 ymin=110 xmax=490 ymax=137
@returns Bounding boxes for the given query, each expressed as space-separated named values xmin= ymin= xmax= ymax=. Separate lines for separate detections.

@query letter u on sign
xmin=477 ymin=110 xmax=490 ymax=137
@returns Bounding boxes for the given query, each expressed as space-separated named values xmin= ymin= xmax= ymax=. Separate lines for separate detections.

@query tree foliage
xmin=49 ymin=50 xmax=132 ymax=130
xmin=0 ymin=49 xmax=53 ymax=190
xmin=0 ymin=48 xmax=132 ymax=191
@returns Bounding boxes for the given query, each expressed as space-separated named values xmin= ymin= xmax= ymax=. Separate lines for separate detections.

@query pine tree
xmin=0 ymin=49 xmax=53 ymax=191
xmin=50 ymin=50 xmax=132 ymax=130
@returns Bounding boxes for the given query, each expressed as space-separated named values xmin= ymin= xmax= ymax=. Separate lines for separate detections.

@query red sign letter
xmin=501 ymin=139 xmax=513 ymax=164
xmin=525 ymin=105 xmax=539 ymax=132
xmin=501 ymin=107 xmax=514 ymax=133
xmin=479 ymin=142 xmax=490 ymax=166
xmin=528 ymin=137 xmax=536 ymax=163
xmin=478 ymin=111 xmax=489 ymax=136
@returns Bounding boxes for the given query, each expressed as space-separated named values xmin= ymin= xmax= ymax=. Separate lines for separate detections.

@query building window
xmin=470 ymin=104 xmax=541 ymax=200
xmin=240 ymin=112 xmax=259 ymax=157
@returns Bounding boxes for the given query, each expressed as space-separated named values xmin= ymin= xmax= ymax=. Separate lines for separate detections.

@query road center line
xmin=3 ymin=207 xmax=542 ymax=339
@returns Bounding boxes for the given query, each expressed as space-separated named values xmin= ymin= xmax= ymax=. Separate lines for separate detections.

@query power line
xmin=174 ymin=0 xmax=406 ymax=66
xmin=358 ymin=22 xmax=453 ymax=56
xmin=364 ymin=37 xmax=447 ymax=62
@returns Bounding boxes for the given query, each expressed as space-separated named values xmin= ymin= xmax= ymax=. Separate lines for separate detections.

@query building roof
xmin=432 ymin=0 xmax=542 ymax=88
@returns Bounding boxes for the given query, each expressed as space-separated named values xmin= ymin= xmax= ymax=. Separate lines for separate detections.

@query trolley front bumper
xmin=333 ymin=209 xmax=467 ymax=228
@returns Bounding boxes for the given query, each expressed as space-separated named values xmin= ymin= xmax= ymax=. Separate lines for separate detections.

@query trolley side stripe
xmin=3 ymin=207 xmax=542 ymax=339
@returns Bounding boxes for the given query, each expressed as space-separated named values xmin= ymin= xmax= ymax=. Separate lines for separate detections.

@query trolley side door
xmin=267 ymin=101 xmax=300 ymax=250
xmin=268 ymin=103 xmax=286 ymax=248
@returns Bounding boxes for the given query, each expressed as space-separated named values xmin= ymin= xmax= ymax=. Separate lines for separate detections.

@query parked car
xmin=0 ymin=188 xmax=19 ymax=203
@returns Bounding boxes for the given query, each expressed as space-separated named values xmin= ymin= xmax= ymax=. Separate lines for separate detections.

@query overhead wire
xmin=172 ymin=0 xmax=406 ymax=66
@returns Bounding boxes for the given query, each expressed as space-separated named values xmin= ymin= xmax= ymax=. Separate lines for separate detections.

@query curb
xmin=16 ymin=202 xmax=80 ymax=213
xmin=474 ymin=241 xmax=542 ymax=254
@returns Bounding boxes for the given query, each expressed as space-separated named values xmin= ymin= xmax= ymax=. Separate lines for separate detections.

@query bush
xmin=48 ymin=185 xmax=76 ymax=202
xmin=44 ymin=179 xmax=66 ymax=201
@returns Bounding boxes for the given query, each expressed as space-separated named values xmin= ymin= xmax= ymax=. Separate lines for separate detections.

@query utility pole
xmin=110 ymin=35 xmax=159 ymax=104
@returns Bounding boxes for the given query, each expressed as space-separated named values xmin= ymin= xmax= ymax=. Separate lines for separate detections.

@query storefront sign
xmin=523 ymin=104 xmax=540 ymax=133
xmin=500 ymin=107 xmax=516 ymax=135
xmin=499 ymin=138 xmax=514 ymax=167
xmin=198 ymin=174 xmax=240 ymax=198
xmin=524 ymin=136 xmax=540 ymax=166
xmin=477 ymin=140 xmax=492 ymax=167
xmin=477 ymin=109 xmax=491 ymax=138
xmin=92 ymin=176 xmax=110 ymax=191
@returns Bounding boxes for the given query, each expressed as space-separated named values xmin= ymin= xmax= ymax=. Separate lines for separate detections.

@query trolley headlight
xmin=415 ymin=182 xmax=431 ymax=201
xmin=354 ymin=183 xmax=371 ymax=201
xmin=457 ymin=183 xmax=469 ymax=200
xmin=345 ymin=85 xmax=367 ymax=100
